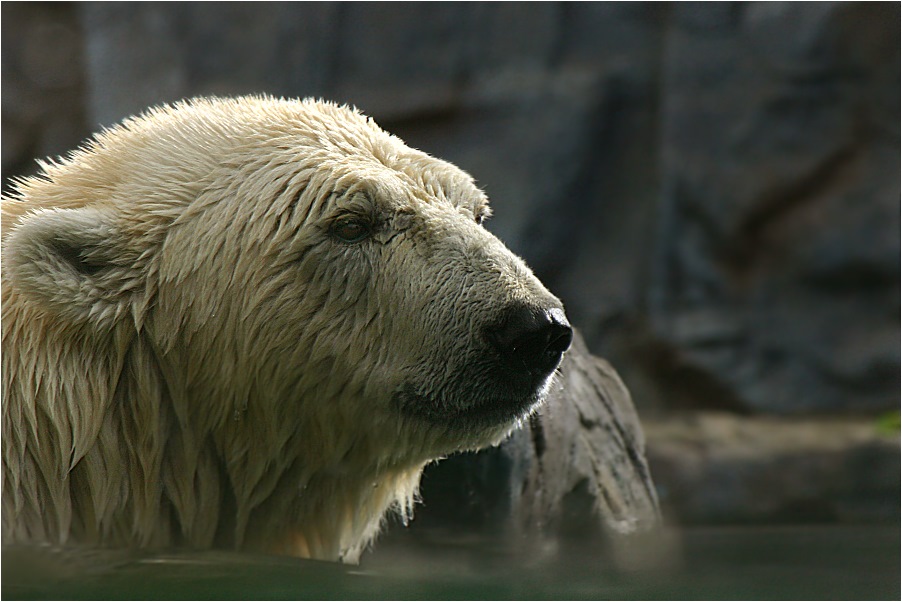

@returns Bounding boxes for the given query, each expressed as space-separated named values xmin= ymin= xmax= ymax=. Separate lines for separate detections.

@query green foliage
xmin=875 ymin=410 xmax=900 ymax=434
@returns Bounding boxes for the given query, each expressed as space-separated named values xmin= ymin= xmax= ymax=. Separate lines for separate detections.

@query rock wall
xmin=1 ymin=3 xmax=89 ymax=187
xmin=2 ymin=2 xmax=898 ymax=526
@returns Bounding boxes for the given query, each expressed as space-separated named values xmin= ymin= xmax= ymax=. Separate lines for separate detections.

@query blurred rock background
xmin=3 ymin=2 xmax=898 ymax=528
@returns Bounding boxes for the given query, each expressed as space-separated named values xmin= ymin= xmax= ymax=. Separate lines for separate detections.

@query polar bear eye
xmin=331 ymin=218 xmax=372 ymax=243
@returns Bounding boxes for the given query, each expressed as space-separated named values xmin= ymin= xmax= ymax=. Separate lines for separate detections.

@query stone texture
xmin=1 ymin=3 xmax=89 ymax=193
xmin=645 ymin=412 xmax=901 ymax=524
xmin=649 ymin=2 xmax=901 ymax=414
xmin=408 ymin=332 xmax=660 ymax=544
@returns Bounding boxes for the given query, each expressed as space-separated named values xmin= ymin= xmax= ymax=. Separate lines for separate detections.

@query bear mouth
xmin=393 ymin=368 xmax=556 ymax=431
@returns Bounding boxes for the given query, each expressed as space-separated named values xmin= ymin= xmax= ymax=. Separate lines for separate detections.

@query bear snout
xmin=392 ymin=302 xmax=572 ymax=431
xmin=484 ymin=303 xmax=573 ymax=381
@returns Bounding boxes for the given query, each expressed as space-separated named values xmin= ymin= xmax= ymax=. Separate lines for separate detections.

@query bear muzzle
xmin=394 ymin=301 xmax=573 ymax=433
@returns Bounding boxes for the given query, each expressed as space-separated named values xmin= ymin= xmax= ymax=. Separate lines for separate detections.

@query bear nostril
xmin=486 ymin=304 xmax=573 ymax=378
xmin=546 ymin=320 xmax=574 ymax=358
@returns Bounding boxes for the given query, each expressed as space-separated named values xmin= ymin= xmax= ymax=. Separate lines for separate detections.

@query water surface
xmin=3 ymin=524 xmax=898 ymax=600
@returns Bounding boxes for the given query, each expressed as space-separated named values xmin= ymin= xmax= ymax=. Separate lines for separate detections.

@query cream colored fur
xmin=2 ymin=96 xmax=562 ymax=562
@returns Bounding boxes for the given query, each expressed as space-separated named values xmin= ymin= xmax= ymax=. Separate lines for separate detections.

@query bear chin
xmin=393 ymin=371 xmax=555 ymax=433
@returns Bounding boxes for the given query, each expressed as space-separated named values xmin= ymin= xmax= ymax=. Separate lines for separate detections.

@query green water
xmin=3 ymin=525 xmax=898 ymax=600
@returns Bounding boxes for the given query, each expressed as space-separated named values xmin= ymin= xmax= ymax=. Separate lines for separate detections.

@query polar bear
xmin=1 ymin=96 xmax=572 ymax=562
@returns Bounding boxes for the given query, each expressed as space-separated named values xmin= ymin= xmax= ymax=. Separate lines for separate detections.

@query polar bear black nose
xmin=486 ymin=304 xmax=573 ymax=378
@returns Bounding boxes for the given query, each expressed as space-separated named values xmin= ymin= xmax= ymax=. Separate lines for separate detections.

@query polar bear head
xmin=2 ymin=96 xmax=572 ymax=561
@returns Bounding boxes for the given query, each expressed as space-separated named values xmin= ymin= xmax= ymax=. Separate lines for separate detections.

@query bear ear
xmin=3 ymin=206 xmax=144 ymax=327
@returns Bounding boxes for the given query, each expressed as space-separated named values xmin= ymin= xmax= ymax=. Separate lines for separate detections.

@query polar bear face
xmin=136 ymin=99 xmax=573 ymax=457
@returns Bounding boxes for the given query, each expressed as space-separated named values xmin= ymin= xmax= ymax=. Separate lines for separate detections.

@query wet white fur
xmin=1 ymin=96 xmax=560 ymax=562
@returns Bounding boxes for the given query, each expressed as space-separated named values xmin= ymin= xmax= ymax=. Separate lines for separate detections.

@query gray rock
xmin=1 ymin=3 xmax=89 ymax=192
xmin=407 ymin=331 xmax=660 ymax=545
xmin=645 ymin=412 xmax=901 ymax=524
xmin=649 ymin=2 xmax=901 ymax=414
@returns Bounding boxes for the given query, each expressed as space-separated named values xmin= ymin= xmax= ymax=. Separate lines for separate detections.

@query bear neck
xmin=2 ymin=314 xmax=426 ymax=561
